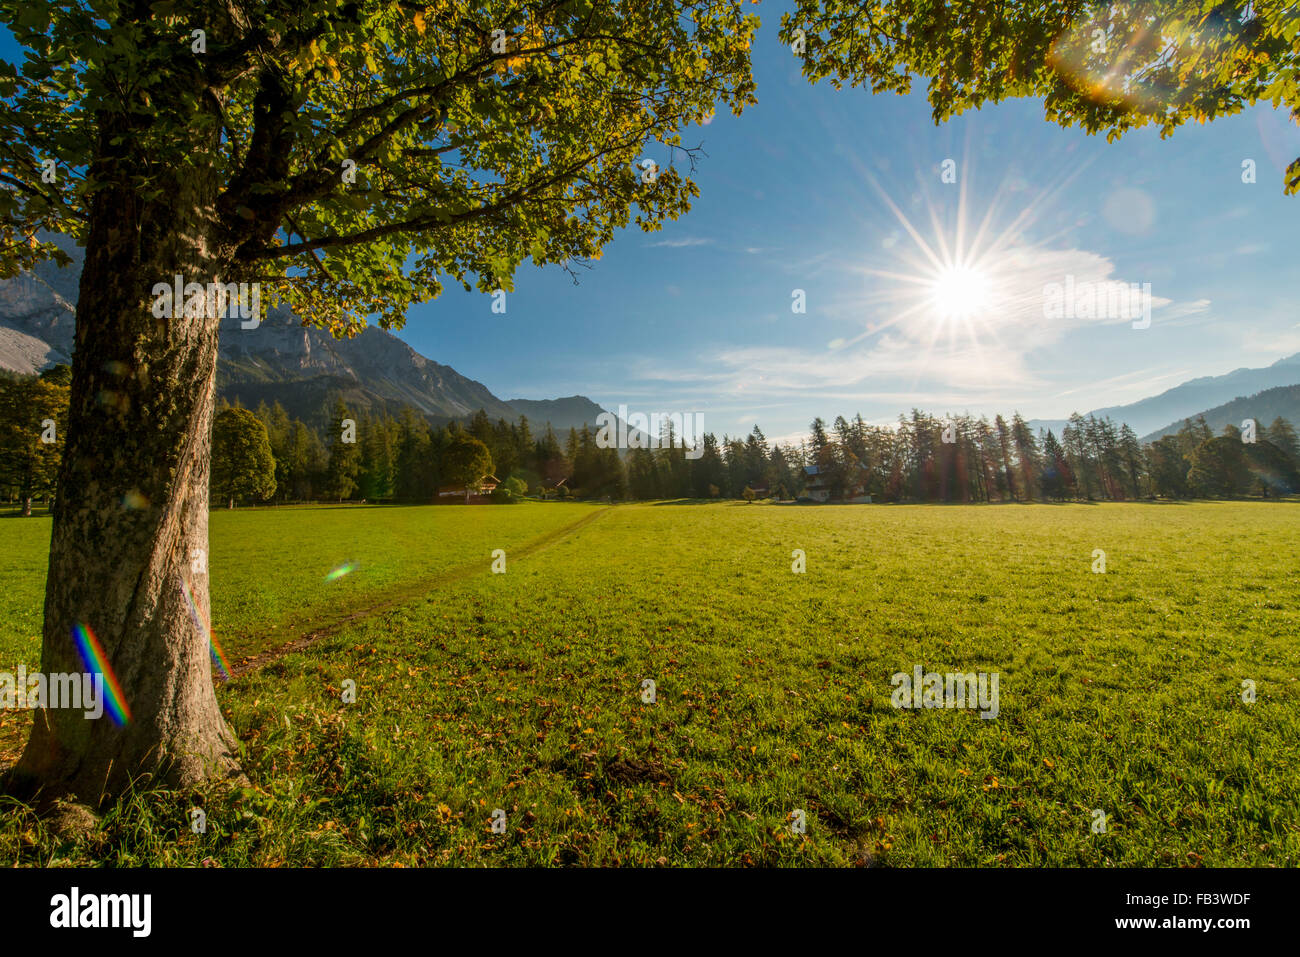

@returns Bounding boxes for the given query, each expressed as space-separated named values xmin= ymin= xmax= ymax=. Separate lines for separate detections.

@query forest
xmin=4 ymin=366 xmax=1297 ymax=510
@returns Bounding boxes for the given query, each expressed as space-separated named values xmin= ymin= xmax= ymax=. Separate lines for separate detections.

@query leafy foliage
xmin=782 ymin=1 xmax=1300 ymax=192
xmin=0 ymin=367 xmax=69 ymax=508
xmin=210 ymin=406 xmax=277 ymax=506
xmin=440 ymin=430 xmax=494 ymax=494
xmin=0 ymin=0 xmax=758 ymax=325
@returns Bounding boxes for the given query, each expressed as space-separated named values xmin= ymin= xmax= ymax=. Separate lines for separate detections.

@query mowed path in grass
xmin=2 ymin=501 xmax=1298 ymax=866
xmin=0 ymin=503 xmax=601 ymax=759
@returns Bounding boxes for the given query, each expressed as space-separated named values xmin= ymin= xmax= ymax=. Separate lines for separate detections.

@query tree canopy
xmin=0 ymin=369 xmax=69 ymax=509
xmin=210 ymin=406 xmax=277 ymax=506
xmin=0 ymin=0 xmax=759 ymax=327
xmin=441 ymin=430 xmax=494 ymax=494
xmin=782 ymin=1 xmax=1300 ymax=192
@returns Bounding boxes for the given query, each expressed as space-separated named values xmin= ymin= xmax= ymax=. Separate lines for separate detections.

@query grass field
xmin=1 ymin=500 xmax=1298 ymax=867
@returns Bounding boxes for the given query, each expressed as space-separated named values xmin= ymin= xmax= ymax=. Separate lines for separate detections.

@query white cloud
xmin=624 ymin=246 xmax=1212 ymax=414
xmin=646 ymin=237 xmax=713 ymax=248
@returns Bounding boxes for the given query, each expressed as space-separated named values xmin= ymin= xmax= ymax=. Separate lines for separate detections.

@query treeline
xmin=212 ymin=400 xmax=579 ymax=505
xmin=4 ymin=369 xmax=1299 ymax=511
xmin=216 ymin=399 xmax=1300 ymax=506
xmin=782 ymin=410 xmax=1300 ymax=503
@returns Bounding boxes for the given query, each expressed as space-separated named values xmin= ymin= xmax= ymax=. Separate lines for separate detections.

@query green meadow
xmin=1 ymin=500 xmax=1298 ymax=866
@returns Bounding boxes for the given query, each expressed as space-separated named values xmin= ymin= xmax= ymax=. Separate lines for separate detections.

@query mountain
xmin=0 ymin=242 xmax=612 ymax=432
xmin=1027 ymin=353 xmax=1300 ymax=437
xmin=0 ymin=238 xmax=79 ymax=374
xmin=505 ymin=396 xmax=611 ymax=434
xmin=1141 ymin=384 xmax=1300 ymax=442
xmin=216 ymin=306 xmax=520 ymax=424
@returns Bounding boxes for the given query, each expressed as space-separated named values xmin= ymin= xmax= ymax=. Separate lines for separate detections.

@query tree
xmin=0 ymin=1 xmax=757 ymax=804
xmin=994 ymin=415 xmax=1017 ymax=501
xmin=1010 ymin=413 xmax=1040 ymax=503
xmin=442 ymin=432 xmax=494 ymax=503
xmin=325 ymin=400 xmax=362 ymax=502
xmin=1176 ymin=416 xmax=1216 ymax=459
xmin=1146 ymin=435 xmax=1190 ymax=499
xmin=809 ymin=417 xmax=830 ymax=454
xmin=210 ymin=407 xmax=277 ymax=509
xmin=1062 ymin=415 xmax=1092 ymax=499
xmin=285 ymin=419 xmax=329 ymax=501
xmin=1264 ymin=417 xmax=1300 ymax=464
xmin=359 ymin=413 xmax=396 ymax=501
xmin=690 ymin=433 xmax=726 ymax=498
xmin=783 ymin=2 xmax=1300 ymax=193
xmin=261 ymin=401 xmax=294 ymax=503
xmin=1039 ymin=429 xmax=1070 ymax=501
xmin=1243 ymin=439 xmax=1300 ymax=496
xmin=394 ymin=408 xmax=435 ymax=503
xmin=1187 ymin=436 xmax=1249 ymax=497
xmin=0 ymin=373 xmax=69 ymax=515
xmin=1117 ymin=424 xmax=1146 ymax=499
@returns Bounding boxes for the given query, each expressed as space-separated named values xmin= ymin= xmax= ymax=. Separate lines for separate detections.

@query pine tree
xmin=360 ymin=414 xmax=395 ymax=501
xmin=1039 ymin=430 xmax=1069 ymax=501
xmin=394 ymin=409 xmax=434 ymax=502
xmin=994 ymin=414 xmax=1017 ymax=501
xmin=1117 ymin=424 xmax=1146 ymax=499
xmin=1009 ymin=413 xmax=1040 ymax=502
xmin=326 ymin=399 xmax=362 ymax=502
xmin=1146 ymin=435 xmax=1189 ymax=499
xmin=1265 ymin=417 xmax=1299 ymax=464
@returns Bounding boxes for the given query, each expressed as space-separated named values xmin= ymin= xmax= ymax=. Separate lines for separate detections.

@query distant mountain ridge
xmin=1027 ymin=353 xmax=1300 ymax=437
xmin=1141 ymin=384 xmax=1300 ymax=442
xmin=7 ymin=242 xmax=1300 ymax=442
xmin=505 ymin=396 xmax=612 ymax=434
xmin=0 ymin=241 xmax=613 ymax=433
xmin=216 ymin=305 xmax=522 ymax=424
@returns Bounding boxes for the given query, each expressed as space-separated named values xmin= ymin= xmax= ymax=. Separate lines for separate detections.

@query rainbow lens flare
xmin=325 ymin=562 xmax=356 ymax=582
xmin=71 ymin=623 xmax=131 ymax=726
xmin=181 ymin=579 xmax=231 ymax=681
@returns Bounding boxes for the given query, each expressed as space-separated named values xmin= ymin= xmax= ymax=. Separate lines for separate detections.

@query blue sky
xmin=406 ymin=10 xmax=1300 ymax=441
xmin=396 ymin=8 xmax=1300 ymax=445
xmin=6 ymin=7 xmax=1299 ymax=442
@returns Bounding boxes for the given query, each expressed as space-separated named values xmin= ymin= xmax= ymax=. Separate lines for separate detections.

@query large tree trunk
xmin=7 ymin=111 xmax=241 ymax=806
xmin=21 ymin=497 xmax=32 ymax=518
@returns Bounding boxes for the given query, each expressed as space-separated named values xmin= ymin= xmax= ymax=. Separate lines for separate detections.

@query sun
xmin=929 ymin=265 xmax=991 ymax=321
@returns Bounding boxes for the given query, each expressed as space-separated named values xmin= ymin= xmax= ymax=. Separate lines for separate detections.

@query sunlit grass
xmin=1 ymin=501 xmax=1297 ymax=866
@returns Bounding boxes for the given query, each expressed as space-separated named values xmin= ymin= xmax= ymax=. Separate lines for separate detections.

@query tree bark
xmin=7 ymin=110 xmax=241 ymax=806
xmin=22 ymin=497 xmax=31 ymax=518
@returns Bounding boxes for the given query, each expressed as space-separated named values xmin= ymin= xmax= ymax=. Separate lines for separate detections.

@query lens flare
xmin=70 ymin=622 xmax=131 ymax=726
xmin=181 ymin=579 xmax=231 ymax=680
xmin=325 ymin=562 xmax=356 ymax=582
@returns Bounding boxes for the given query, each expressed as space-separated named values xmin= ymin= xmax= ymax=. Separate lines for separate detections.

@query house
xmin=800 ymin=464 xmax=872 ymax=503
xmin=540 ymin=477 xmax=569 ymax=500
xmin=437 ymin=474 xmax=501 ymax=503
xmin=801 ymin=465 xmax=831 ymax=503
